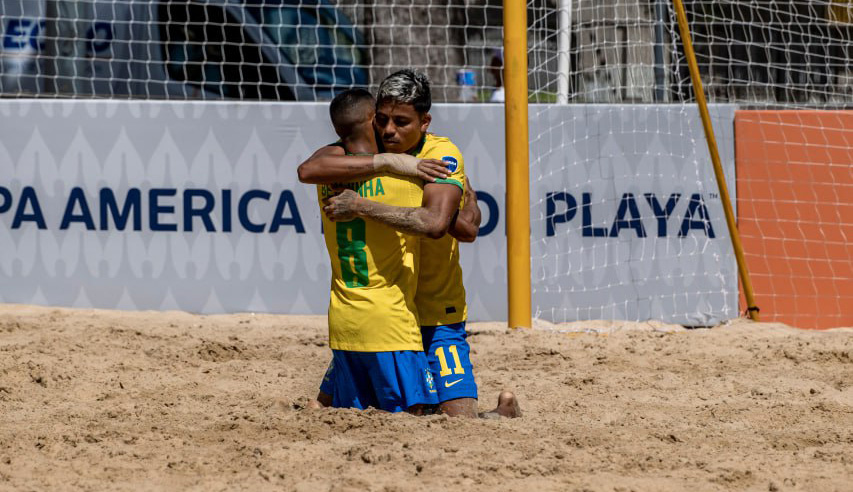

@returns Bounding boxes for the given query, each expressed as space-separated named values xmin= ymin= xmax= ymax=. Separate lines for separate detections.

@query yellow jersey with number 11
xmin=317 ymin=173 xmax=424 ymax=352
xmin=413 ymin=134 xmax=468 ymax=326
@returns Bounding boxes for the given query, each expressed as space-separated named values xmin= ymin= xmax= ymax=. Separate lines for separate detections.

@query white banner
xmin=0 ymin=100 xmax=736 ymax=323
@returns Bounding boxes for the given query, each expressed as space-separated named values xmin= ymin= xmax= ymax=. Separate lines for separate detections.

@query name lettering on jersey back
xmin=320 ymin=177 xmax=386 ymax=199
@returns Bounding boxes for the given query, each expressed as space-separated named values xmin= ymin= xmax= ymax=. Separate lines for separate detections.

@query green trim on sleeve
xmin=433 ymin=178 xmax=463 ymax=190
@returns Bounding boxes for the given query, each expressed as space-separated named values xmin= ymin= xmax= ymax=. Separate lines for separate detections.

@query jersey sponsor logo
xmin=444 ymin=378 xmax=464 ymax=388
xmin=442 ymin=156 xmax=458 ymax=173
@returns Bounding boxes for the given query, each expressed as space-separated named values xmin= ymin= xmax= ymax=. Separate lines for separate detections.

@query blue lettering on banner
xmin=88 ymin=22 xmax=113 ymax=53
xmin=546 ymin=191 xmax=577 ymax=237
xmin=3 ymin=18 xmax=109 ymax=53
xmin=0 ymin=187 xmax=12 ymax=214
xmin=183 ymin=189 xmax=216 ymax=232
xmin=0 ymin=186 xmax=302 ymax=235
xmin=60 ymin=187 xmax=96 ymax=230
xmin=149 ymin=189 xmax=178 ymax=232
xmin=608 ymin=193 xmax=646 ymax=238
xmin=581 ymin=193 xmax=609 ymax=238
xmin=3 ymin=18 xmax=29 ymax=49
xmin=476 ymin=191 xmax=499 ymax=237
xmin=238 ymin=190 xmax=271 ymax=233
xmin=679 ymin=193 xmax=716 ymax=238
xmin=12 ymin=187 xmax=46 ymax=229
xmin=644 ymin=193 xmax=681 ymax=237
xmin=221 ymin=189 xmax=233 ymax=232
xmin=546 ymin=191 xmax=717 ymax=239
xmin=100 ymin=188 xmax=142 ymax=231
xmin=269 ymin=191 xmax=305 ymax=233
xmin=2 ymin=19 xmax=44 ymax=51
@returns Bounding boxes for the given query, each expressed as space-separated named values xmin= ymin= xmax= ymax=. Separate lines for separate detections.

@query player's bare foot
xmin=306 ymin=391 xmax=332 ymax=409
xmin=479 ymin=391 xmax=521 ymax=419
xmin=495 ymin=391 xmax=521 ymax=418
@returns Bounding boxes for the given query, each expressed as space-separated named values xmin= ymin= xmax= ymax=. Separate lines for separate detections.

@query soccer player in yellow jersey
xmin=306 ymin=88 xmax=440 ymax=413
xmin=302 ymin=71 xmax=519 ymax=419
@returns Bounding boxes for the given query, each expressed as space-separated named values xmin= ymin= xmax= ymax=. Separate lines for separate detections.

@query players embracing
xmin=298 ymin=69 xmax=519 ymax=418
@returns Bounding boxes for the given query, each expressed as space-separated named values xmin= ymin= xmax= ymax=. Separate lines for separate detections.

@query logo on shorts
xmin=442 ymin=156 xmax=458 ymax=173
xmin=445 ymin=378 xmax=464 ymax=388
xmin=323 ymin=359 xmax=334 ymax=382
xmin=425 ymin=369 xmax=436 ymax=392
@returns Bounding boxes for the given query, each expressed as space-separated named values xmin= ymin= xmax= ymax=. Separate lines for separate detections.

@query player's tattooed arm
xmin=448 ymin=176 xmax=482 ymax=243
xmin=324 ymin=182 xmax=462 ymax=240
xmin=323 ymin=190 xmax=437 ymax=237
xmin=298 ymin=146 xmax=449 ymax=184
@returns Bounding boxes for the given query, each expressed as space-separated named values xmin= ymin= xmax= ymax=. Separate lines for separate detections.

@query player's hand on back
xmin=323 ymin=189 xmax=362 ymax=222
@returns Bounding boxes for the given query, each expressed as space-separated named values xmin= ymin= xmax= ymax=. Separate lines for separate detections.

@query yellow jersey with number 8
xmin=318 ymin=174 xmax=424 ymax=352
xmin=413 ymin=134 xmax=468 ymax=326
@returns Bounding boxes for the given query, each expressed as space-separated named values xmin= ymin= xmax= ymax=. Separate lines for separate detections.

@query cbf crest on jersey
xmin=442 ymin=156 xmax=458 ymax=173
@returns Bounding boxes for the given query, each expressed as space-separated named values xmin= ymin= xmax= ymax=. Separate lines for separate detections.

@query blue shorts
xmin=319 ymin=350 xmax=438 ymax=412
xmin=421 ymin=322 xmax=478 ymax=403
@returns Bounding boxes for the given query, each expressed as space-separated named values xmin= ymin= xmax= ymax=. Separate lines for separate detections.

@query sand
xmin=0 ymin=304 xmax=851 ymax=491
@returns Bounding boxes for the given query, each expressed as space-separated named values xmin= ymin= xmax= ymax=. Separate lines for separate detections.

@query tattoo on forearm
xmin=362 ymin=203 xmax=434 ymax=236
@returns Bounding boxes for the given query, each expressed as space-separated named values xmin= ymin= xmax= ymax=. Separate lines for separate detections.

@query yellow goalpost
xmin=504 ymin=0 xmax=532 ymax=329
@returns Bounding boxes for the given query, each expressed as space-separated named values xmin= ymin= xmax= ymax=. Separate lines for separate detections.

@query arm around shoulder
xmin=297 ymin=146 xmax=375 ymax=184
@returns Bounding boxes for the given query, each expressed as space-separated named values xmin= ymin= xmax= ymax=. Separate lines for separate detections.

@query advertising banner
xmin=0 ymin=101 xmax=736 ymax=323
xmin=529 ymin=105 xmax=738 ymax=325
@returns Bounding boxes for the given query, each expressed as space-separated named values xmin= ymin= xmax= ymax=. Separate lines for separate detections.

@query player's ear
xmin=419 ymin=112 xmax=432 ymax=133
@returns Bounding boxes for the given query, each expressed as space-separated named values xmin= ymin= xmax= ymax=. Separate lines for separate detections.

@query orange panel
xmin=735 ymin=110 xmax=853 ymax=329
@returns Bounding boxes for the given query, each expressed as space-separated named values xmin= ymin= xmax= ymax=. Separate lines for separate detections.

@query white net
xmin=0 ymin=0 xmax=506 ymax=101
xmin=0 ymin=1 xmax=847 ymax=102
xmin=528 ymin=0 xmax=852 ymax=327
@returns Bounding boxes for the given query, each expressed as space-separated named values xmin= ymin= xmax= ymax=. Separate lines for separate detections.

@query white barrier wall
xmin=0 ymin=101 xmax=736 ymax=323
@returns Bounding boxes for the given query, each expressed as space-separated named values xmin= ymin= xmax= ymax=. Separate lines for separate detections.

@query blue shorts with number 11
xmin=421 ymin=322 xmax=478 ymax=403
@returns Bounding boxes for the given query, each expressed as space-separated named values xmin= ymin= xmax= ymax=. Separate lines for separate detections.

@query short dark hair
xmin=329 ymin=88 xmax=375 ymax=137
xmin=376 ymin=69 xmax=431 ymax=114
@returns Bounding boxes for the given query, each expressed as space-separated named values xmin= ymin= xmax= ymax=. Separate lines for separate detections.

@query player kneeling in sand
xmin=299 ymin=74 xmax=519 ymax=418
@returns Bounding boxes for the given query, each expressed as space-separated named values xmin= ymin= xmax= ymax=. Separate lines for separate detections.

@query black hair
xmin=376 ymin=69 xmax=432 ymax=114
xmin=329 ymin=88 xmax=375 ymax=137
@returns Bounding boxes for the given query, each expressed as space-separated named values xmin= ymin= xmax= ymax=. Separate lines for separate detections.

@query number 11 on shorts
xmin=434 ymin=345 xmax=465 ymax=377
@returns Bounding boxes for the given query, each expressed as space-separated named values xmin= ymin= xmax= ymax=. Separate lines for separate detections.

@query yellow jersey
xmin=412 ymin=134 xmax=468 ymax=326
xmin=318 ymin=174 xmax=425 ymax=352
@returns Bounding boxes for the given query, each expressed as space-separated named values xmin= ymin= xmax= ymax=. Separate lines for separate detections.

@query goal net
xmin=527 ymin=0 xmax=851 ymax=328
xmin=0 ymin=0 xmax=849 ymax=328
